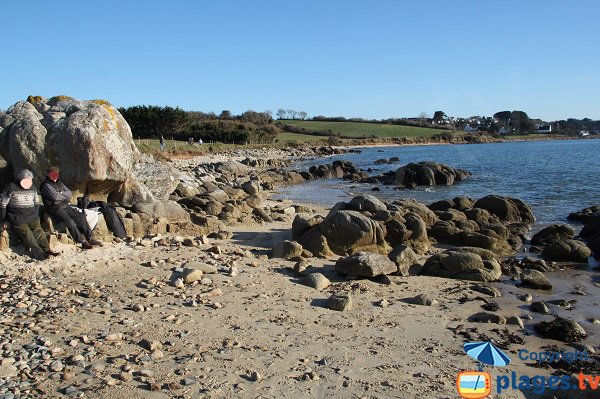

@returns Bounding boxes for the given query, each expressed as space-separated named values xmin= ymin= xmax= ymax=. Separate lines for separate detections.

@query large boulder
xmin=392 ymin=162 xmax=470 ymax=188
xmin=318 ymin=210 xmax=388 ymax=255
xmin=335 ymin=252 xmax=397 ymax=277
xmin=531 ymin=224 xmax=574 ymax=246
xmin=132 ymin=154 xmax=182 ymax=200
xmin=473 ymin=195 xmax=534 ymax=224
xmin=420 ymin=247 xmax=501 ymax=282
xmin=347 ymin=195 xmax=387 ymax=213
xmin=388 ymin=244 xmax=420 ymax=276
xmin=541 ymin=239 xmax=592 ymax=263
xmin=519 ymin=268 xmax=552 ymax=290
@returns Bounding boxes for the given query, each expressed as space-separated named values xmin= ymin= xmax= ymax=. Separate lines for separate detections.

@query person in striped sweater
xmin=0 ymin=169 xmax=60 ymax=260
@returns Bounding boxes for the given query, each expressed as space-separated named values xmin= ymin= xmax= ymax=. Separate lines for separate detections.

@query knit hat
xmin=48 ymin=166 xmax=60 ymax=172
xmin=14 ymin=169 xmax=34 ymax=181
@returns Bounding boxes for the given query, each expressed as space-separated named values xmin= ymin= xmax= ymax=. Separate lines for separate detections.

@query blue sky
xmin=2 ymin=0 xmax=599 ymax=120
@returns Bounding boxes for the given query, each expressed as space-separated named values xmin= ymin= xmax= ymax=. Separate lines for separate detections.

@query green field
xmin=279 ymin=120 xmax=453 ymax=138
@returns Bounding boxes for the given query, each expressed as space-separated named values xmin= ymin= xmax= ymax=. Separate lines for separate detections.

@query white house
xmin=538 ymin=124 xmax=552 ymax=133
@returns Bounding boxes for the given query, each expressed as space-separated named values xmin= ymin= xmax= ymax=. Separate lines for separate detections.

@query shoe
xmin=81 ymin=241 xmax=93 ymax=250
xmin=88 ymin=238 xmax=103 ymax=247
xmin=33 ymin=252 xmax=48 ymax=261
xmin=45 ymin=250 xmax=60 ymax=257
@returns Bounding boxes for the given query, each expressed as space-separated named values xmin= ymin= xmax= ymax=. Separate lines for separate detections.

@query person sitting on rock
xmin=40 ymin=167 xmax=103 ymax=250
xmin=0 ymin=169 xmax=60 ymax=260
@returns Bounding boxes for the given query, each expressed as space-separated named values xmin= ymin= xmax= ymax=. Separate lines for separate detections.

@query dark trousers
xmin=12 ymin=219 xmax=50 ymax=254
xmin=47 ymin=206 xmax=93 ymax=243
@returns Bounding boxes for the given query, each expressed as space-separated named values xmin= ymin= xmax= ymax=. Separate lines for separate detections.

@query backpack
xmin=88 ymin=201 xmax=127 ymax=239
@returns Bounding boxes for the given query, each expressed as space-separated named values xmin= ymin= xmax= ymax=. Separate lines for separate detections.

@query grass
xmin=279 ymin=120 xmax=452 ymax=138
xmin=275 ymin=132 xmax=328 ymax=143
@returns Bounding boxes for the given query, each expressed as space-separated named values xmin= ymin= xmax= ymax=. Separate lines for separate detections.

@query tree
xmin=493 ymin=111 xmax=511 ymax=125
xmin=433 ymin=111 xmax=446 ymax=123
xmin=510 ymin=111 xmax=532 ymax=133
xmin=298 ymin=111 xmax=307 ymax=120
xmin=219 ymin=110 xmax=232 ymax=120
xmin=286 ymin=109 xmax=297 ymax=120
xmin=276 ymin=109 xmax=286 ymax=120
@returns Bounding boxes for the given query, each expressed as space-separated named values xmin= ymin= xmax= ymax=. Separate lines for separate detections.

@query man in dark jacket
xmin=40 ymin=167 xmax=102 ymax=250
xmin=1 ymin=169 xmax=59 ymax=260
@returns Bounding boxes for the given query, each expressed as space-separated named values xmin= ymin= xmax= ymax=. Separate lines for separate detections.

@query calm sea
xmin=276 ymin=139 xmax=600 ymax=229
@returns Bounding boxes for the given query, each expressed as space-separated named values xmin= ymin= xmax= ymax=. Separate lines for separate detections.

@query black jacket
xmin=40 ymin=178 xmax=73 ymax=209
xmin=0 ymin=182 xmax=41 ymax=225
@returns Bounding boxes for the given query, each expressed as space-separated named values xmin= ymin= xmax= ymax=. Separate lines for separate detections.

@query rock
xmin=541 ymin=239 xmax=591 ymax=263
xmin=301 ymin=273 xmax=331 ymax=290
xmin=184 ymin=262 xmax=217 ymax=274
xmin=318 ymin=210 xmax=388 ymax=255
xmin=377 ymin=298 xmax=390 ymax=308
xmin=531 ymin=225 xmax=574 ymax=246
xmin=292 ymin=214 xmax=322 ymax=240
xmin=520 ymin=269 xmax=553 ymax=290
xmin=49 ymin=360 xmax=64 ymax=372
xmin=140 ymin=339 xmax=163 ymax=351
xmin=182 ymin=268 xmax=203 ymax=284
xmin=271 ymin=240 xmax=304 ymax=260
xmin=391 ymin=162 xmax=470 ymax=188
xmin=334 ymin=252 xmax=397 ymax=277
xmin=534 ymin=317 xmax=587 ymax=343
xmin=0 ymin=364 xmax=18 ymax=379
xmin=173 ymin=278 xmax=184 ymax=289
xmin=327 ymin=293 xmax=353 ymax=311
xmin=133 ymin=155 xmax=182 ymax=200
xmin=218 ymin=160 xmax=248 ymax=175
xmin=410 ymin=294 xmax=438 ymax=306
xmin=297 ymin=227 xmax=334 ymax=258
xmin=252 ymin=208 xmax=273 ymax=223
xmin=472 ymin=195 xmax=534 ymax=224
xmin=241 ymin=180 xmax=262 ymax=196
xmin=347 ymin=194 xmax=387 ymax=213
xmin=507 ymin=316 xmax=525 ymax=329
xmin=520 ymin=256 xmax=553 ymax=272
xmin=420 ymin=247 xmax=501 ymax=282
xmin=388 ymin=244 xmax=420 ymax=276
xmin=530 ymin=301 xmax=550 ymax=314
xmin=519 ymin=293 xmax=533 ymax=302
xmin=471 ymin=284 xmax=501 ymax=298
xmin=468 ymin=312 xmax=507 ymax=325
xmin=105 ymin=333 xmax=123 ymax=341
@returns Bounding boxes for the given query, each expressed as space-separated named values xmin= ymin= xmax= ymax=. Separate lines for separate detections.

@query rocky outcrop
xmin=530 ymin=224 xmax=592 ymax=263
xmin=364 ymin=161 xmax=470 ymax=188
xmin=568 ymin=206 xmax=600 ymax=260
xmin=420 ymin=247 xmax=501 ymax=282
xmin=427 ymin=195 xmax=531 ymax=255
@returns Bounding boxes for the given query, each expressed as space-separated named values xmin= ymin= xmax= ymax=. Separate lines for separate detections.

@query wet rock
xmin=507 ymin=316 xmax=525 ymax=329
xmin=542 ymin=239 xmax=591 ymax=263
xmin=334 ymin=252 xmax=397 ymax=278
xmin=471 ymin=284 xmax=501 ymax=298
xmin=468 ymin=312 xmax=507 ymax=325
xmin=534 ymin=317 xmax=587 ymax=343
xmin=519 ymin=269 xmax=553 ymax=290
xmin=530 ymin=301 xmax=550 ymax=314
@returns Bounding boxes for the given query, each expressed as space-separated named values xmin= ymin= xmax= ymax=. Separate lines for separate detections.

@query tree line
xmin=118 ymin=106 xmax=281 ymax=144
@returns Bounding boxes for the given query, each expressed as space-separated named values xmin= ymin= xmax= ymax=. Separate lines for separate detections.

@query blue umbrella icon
xmin=464 ymin=341 xmax=511 ymax=367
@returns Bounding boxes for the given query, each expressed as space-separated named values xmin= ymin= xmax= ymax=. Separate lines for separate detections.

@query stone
xmin=420 ymin=247 xmax=501 ymax=282
xmin=271 ymin=240 xmax=303 ymax=260
xmin=534 ymin=317 xmax=587 ymax=343
xmin=140 ymin=339 xmax=163 ymax=351
xmin=105 ymin=333 xmax=123 ymax=341
xmin=327 ymin=293 xmax=353 ymax=311
xmin=388 ymin=244 xmax=420 ymax=276
xmin=506 ymin=316 xmax=525 ymax=329
xmin=531 ymin=225 xmax=574 ymax=246
xmin=318 ymin=210 xmax=388 ymax=255
xmin=520 ymin=269 xmax=553 ymax=290
xmin=468 ymin=312 xmax=507 ymax=325
xmin=241 ymin=180 xmax=262 ymax=196
xmin=471 ymin=285 xmax=501 ymax=298
xmin=182 ymin=269 xmax=203 ymax=284
xmin=410 ymin=294 xmax=438 ymax=306
xmin=542 ymin=239 xmax=592 ymax=263
xmin=530 ymin=301 xmax=550 ymax=314
xmin=472 ymin=195 xmax=534 ymax=224
xmin=334 ymin=252 xmax=397 ymax=277
xmin=301 ymin=273 xmax=331 ymax=290
xmin=347 ymin=194 xmax=387 ymax=213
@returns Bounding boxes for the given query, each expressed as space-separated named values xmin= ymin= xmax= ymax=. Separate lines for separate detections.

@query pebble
xmin=119 ymin=372 xmax=133 ymax=382
xmin=140 ymin=339 xmax=163 ymax=351
xmin=49 ymin=360 xmax=64 ymax=372
xmin=132 ymin=304 xmax=145 ymax=312
xmin=519 ymin=293 xmax=533 ymax=302
xmin=173 ymin=278 xmax=184 ymax=289
xmin=105 ymin=333 xmax=123 ymax=341
xmin=377 ymin=298 xmax=390 ymax=308
xmin=250 ymin=371 xmax=262 ymax=382
xmin=507 ymin=316 xmax=525 ymax=329
xmin=228 ymin=266 xmax=239 ymax=277
xmin=182 ymin=378 xmax=197 ymax=386
xmin=182 ymin=269 xmax=203 ymax=284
